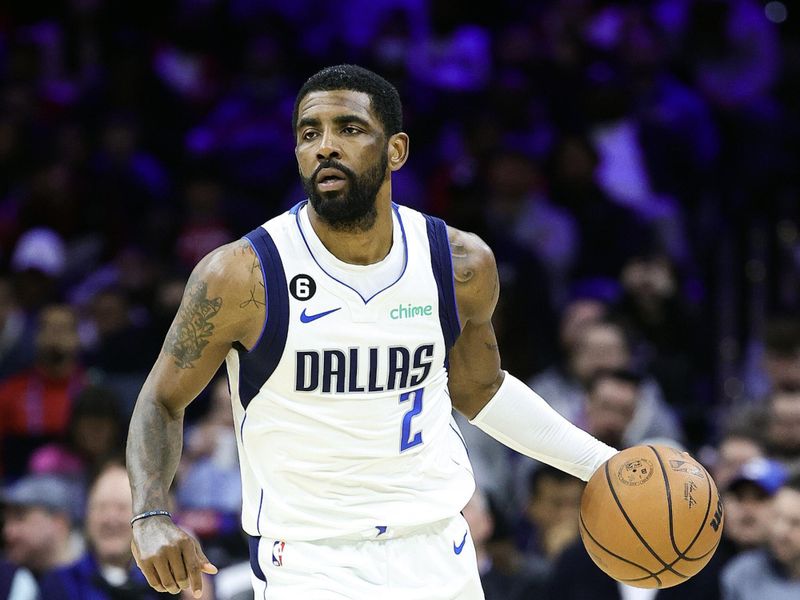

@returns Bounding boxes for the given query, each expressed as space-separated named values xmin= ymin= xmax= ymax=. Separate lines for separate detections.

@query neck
xmin=37 ymin=538 xmax=74 ymax=574
xmin=307 ymin=191 xmax=394 ymax=265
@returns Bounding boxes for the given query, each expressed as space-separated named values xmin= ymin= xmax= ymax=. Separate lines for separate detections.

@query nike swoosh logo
xmin=300 ymin=307 xmax=341 ymax=323
xmin=453 ymin=531 xmax=468 ymax=555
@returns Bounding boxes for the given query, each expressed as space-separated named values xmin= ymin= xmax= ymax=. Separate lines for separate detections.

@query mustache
xmin=312 ymin=160 xmax=356 ymax=182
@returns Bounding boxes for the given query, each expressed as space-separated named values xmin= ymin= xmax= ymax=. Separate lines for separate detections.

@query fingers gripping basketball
xmin=579 ymin=445 xmax=723 ymax=589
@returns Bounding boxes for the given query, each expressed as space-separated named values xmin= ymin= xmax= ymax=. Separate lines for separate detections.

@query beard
xmin=302 ymin=150 xmax=389 ymax=232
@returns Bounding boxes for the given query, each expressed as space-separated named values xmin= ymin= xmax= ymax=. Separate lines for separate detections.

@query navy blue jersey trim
xmin=248 ymin=536 xmax=266 ymax=582
xmin=238 ymin=227 xmax=289 ymax=410
xmin=424 ymin=215 xmax=461 ymax=357
xmin=256 ymin=488 xmax=264 ymax=535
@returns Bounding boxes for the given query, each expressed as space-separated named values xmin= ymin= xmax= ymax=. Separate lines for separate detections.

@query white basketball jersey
xmin=226 ymin=201 xmax=475 ymax=541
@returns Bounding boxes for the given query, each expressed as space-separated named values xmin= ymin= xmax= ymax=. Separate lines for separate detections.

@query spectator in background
xmin=175 ymin=172 xmax=234 ymax=271
xmin=743 ymin=316 xmax=800 ymax=405
xmin=87 ymin=287 xmax=159 ymax=375
xmin=581 ymin=369 xmax=642 ymax=450
xmin=28 ymin=385 xmax=127 ymax=483
xmin=717 ymin=458 xmax=788 ymax=567
xmin=9 ymin=227 xmax=67 ymax=316
xmin=610 ymin=253 xmax=703 ymax=412
xmin=484 ymin=149 xmax=577 ymax=310
xmin=480 ymin=149 xmax=560 ymax=379
xmin=85 ymin=286 xmax=160 ymax=413
xmin=1 ymin=473 xmax=84 ymax=580
xmin=551 ymin=531 xmax=723 ymax=599
xmin=765 ymin=389 xmax=800 ymax=471
xmin=88 ymin=112 xmax=172 ymax=250
xmin=545 ymin=133 xmax=651 ymax=284
xmin=0 ymin=276 xmax=35 ymax=380
xmin=451 ymin=407 xmax=515 ymax=520
xmin=0 ymin=304 xmax=85 ymax=478
xmin=40 ymin=461 xmax=214 ymax=599
xmin=679 ymin=0 xmax=784 ymax=209
xmin=721 ymin=473 xmax=800 ymax=599
xmin=708 ymin=424 xmax=767 ymax=492
xmin=462 ymin=487 xmax=545 ymax=600
xmin=515 ymin=465 xmax=584 ymax=570
xmin=407 ymin=0 xmax=491 ymax=94
xmin=529 ymin=319 xmax=684 ymax=448
xmin=762 ymin=318 xmax=800 ymax=393
xmin=0 ymin=559 xmax=37 ymax=600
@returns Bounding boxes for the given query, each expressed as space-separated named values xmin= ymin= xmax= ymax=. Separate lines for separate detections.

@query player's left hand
xmin=131 ymin=516 xmax=218 ymax=597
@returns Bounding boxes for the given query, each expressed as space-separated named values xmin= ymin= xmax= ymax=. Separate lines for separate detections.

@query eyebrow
xmin=296 ymin=114 xmax=373 ymax=131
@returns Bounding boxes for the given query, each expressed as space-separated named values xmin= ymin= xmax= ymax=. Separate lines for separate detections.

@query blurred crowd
xmin=0 ymin=0 xmax=799 ymax=599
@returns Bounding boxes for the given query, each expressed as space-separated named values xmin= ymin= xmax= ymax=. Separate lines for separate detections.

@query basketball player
xmin=127 ymin=64 xmax=618 ymax=599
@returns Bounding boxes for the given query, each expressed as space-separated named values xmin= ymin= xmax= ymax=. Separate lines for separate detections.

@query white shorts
xmin=248 ymin=514 xmax=485 ymax=599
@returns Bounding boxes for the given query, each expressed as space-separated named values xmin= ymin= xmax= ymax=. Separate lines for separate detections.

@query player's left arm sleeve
xmin=469 ymin=371 xmax=618 ymax=481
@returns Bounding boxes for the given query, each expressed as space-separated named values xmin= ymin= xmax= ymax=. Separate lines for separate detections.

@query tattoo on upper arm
xmin=451 ymin=241 xmax=474 ymax=283
xmin=165 ymin=281 xmax=223 ymax=369
xmin=240 ymin=281 xmax=265 ymax=309
xmin=232 ymin=239 xmax=255 ymax=257
xmin=240 ymin=252 xmax=265 ymax=309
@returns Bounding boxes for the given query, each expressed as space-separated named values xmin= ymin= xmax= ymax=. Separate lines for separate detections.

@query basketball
xmin=579 ymin=445 xmax=723 ymax=589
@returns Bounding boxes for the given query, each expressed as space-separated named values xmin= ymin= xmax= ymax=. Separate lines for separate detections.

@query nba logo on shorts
xmin=272 ymin=541 xmax=285 ymax=566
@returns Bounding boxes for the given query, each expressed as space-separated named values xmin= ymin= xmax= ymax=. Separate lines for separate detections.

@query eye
xmin=342 ymin=126 xmax=361 ymax=135
xmin=301 ymin=130 xmax=319 ymax=141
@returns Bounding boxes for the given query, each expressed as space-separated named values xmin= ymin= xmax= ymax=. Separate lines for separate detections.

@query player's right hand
xmin=131 ymin=516 xmax=218 ymax=597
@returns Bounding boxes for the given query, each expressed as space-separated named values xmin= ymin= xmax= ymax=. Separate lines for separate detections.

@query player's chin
xmin=315 ymin=186 xmax=348 ymax=200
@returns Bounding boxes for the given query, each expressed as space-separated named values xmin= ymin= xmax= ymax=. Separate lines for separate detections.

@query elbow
xmin=451 ymin=372 xmax=505 ymax=420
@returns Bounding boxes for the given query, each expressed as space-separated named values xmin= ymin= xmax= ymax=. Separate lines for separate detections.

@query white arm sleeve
xmin=469 ymin=371 xmax=618 ymax=481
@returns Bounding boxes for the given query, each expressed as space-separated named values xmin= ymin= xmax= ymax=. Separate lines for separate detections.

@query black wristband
xmin=130 ymin=510 xmax=172 ymax=526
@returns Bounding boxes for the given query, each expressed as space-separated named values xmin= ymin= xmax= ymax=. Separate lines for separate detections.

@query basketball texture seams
xmin=649 ymin=445 xmax=714 ymax=561
xmin=579 ymin=444 xmax=724 ymax=589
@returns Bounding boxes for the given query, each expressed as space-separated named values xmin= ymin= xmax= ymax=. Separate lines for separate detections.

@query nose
xmin=316 ymin=130 xmax=341 ymax=162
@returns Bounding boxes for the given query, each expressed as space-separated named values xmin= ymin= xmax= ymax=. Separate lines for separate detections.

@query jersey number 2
xmin=399 ymin=388 xmax=424 ymax=452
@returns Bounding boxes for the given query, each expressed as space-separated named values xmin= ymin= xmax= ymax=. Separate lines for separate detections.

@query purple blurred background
xmin=0 ymin=1 xmax=799 ymax=597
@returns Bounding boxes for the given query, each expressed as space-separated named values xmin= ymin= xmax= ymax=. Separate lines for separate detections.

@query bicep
xmin=447 ymin=227 xmax=504 ymax=418
xmin=140 ymin=247 xmax=261 ymax=413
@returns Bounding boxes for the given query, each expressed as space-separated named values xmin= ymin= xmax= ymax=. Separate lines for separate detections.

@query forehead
xmin=594 ymin=378 xmax=637 ymax=399
xmin=771 ymin=394 xmax=800 ymax=416
xmin=40 ymin=307 xmax=75 ymax=327
xmin=774 ymin=488 xmax=800 ymax=513
xmin=296 ymin=90 xmax=377 ymax=126
xmin=90 ymin=467 xmax=130 ymax=502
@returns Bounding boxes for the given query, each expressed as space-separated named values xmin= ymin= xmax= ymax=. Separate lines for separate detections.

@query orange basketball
xmin=579 ymin=444 xmax=723 ymax=589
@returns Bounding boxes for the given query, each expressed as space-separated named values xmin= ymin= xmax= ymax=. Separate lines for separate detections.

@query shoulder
xmin=185 ymin=238 xmax=267 ymax=310
xmin=721 ymin=549 xmax=774 ymax=585
xmin=446 ymin=225 xmax=498 ymax=324
xmin=181 ymin=238 xmax=266 ymax=346
xmin=38 ymin=556 xmax=89 ymax=598
xmin=193 ymin=238 xmax=261 ymax=287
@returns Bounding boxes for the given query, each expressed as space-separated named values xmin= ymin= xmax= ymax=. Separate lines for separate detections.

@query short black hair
xmin=292 ymin=64 xmax=403 ymax=136
xmin=586 ymin=368 xmax=644 ymax=394
xmin=528 ymin=464 xmax=580 ymax=496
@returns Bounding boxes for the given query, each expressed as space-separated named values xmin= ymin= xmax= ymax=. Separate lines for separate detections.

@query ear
xmin=387 ymin=133 xmax=409 ymax=171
